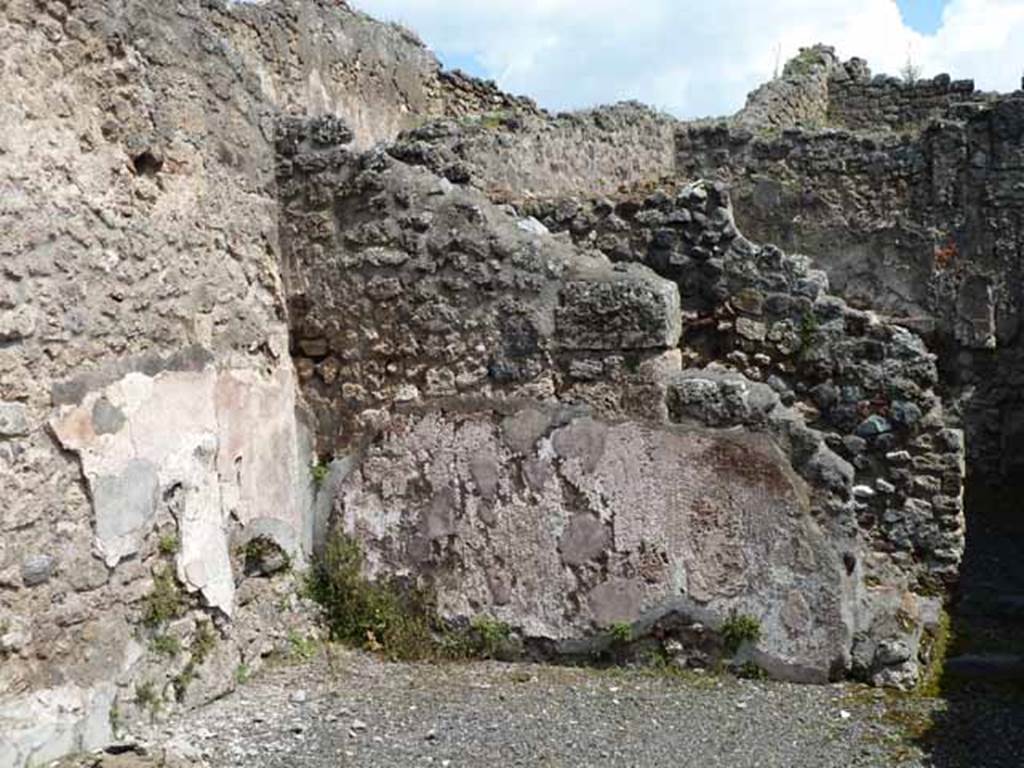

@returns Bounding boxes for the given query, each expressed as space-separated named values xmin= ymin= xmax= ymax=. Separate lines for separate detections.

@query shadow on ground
xmin=913 ymin=484 xmax=1024 ymax=768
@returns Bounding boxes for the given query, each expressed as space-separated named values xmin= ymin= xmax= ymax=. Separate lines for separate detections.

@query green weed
xmin=721 ymin=612 xmax=762 ymax=655
xmin=150 ymin=633 xmax=182 ymax=657
xmin=609 ymin=622 xmax=633 ymax=644
xmin=142 ymin=568 xmax=184 ymax=628
xmin=305 ymin=531 xmax=440 ymax=661
xmin=158 ymin=532 xmax=180 ymax=556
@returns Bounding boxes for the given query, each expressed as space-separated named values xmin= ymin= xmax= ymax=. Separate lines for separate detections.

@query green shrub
xmin=142 ymin=568 xmax=184 ymax=627
xmin=734 ymin=661 xmax=768 ymax=680
xmin=306 ymin=531 xmax=436 ymax=661
xmin=721 ymin=612 xmax=762 ymax=655
xmin=468 ymin=615 xmax=512 ymax=659
xmin=150 ymin=633 xmax=182 ymax=657
xmin=158 ymin=532 xmax=180 ymax=556
xmin=609 ymin=622 xmax=633 ymax=644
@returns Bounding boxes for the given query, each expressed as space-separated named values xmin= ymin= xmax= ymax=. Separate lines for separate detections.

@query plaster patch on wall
xmin=51 ymin=363 xmax=308 ymax=614
xmin=336 ymin=407 xmax=852 ymax=681
xmin=0 ymin=683 xmax=115 ymax=768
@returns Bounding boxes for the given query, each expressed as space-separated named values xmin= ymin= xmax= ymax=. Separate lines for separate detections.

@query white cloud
xmin=352 ymin=0 xmax=1024 ymax=118
xmin=921 ymin=0 xmax=1024 ymax=91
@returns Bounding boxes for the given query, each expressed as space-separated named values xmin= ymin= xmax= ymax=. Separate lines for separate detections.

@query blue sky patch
xmin=437 ymin=51 xmax=490 ymax=79
xmin=896 ymin=0 xmax=949 ymax=35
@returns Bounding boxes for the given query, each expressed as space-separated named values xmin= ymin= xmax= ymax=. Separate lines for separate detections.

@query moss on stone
xmin=311 ymin=461 xmax=330 ymax=488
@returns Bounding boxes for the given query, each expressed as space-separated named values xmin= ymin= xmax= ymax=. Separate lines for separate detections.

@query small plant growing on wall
xmin=901 ymin=48 xmax=922 ymax=85
xmin=798 ymin=311 xmax=819 ymax=358
xmin=171 ymin=621 xmax=218 ymax=703
xmin=150 ymin=633 xmax=182 ymax=657
xmin=306 ymin=531 xmax=437 ymax=661
xmin=311 ymin=461 xmax=331 ymax=488
xmin=142 ymin=568 xmax=184 ymax=628
xmin=158 ymin=532 xmax=180 ymax=556
xmin=721 ymin=612 xmax=762 ymax=655
xmin=609 ymin=622 xmax=633 ymax=645
xmin=134 ymin=680 xmax=162 ymax=719
xmin=468 ymin=615 xmax=513 ymax=659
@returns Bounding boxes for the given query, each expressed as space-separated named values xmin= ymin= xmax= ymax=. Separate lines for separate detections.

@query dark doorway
xmin=915 ymin=481 xmax=1024 ymax=767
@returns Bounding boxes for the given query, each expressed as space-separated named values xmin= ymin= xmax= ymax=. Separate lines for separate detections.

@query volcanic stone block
xmin=556 ymin=266 xmax=682 ymax=351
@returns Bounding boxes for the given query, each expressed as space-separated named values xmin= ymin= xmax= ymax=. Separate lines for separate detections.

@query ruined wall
xmin=732 ymin=47 xmax=987 ymax=135
xmin=677 ymin=125 xmax=927 ymax=316
xmin=676 ymin=95 xmax=1024 ymax=484
xmin=828 ymin=72 xmax=981 ymax=132
xmin=216 ymin=1 xmax=540 ymax=151
xmin=0 ymin=2 xmax=324 ymax=762
xmin=0 ymin=6 xmax=991 ymax=765
xmin=527 ymin=183 xmax=965 ymax=589
xmin=733 ymin=45 xmax=838 ymax=131
xmin=390 ymin=102 xmax=679 ymax=200
xmin=277 ymin=118 xmax=963 ymax=688
xmin=277 ymin=117 xmax=682 ymax=456
xmin=0 ymin=0 xmax=528 ymax=763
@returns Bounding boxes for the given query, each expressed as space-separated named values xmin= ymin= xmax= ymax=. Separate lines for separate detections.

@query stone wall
xmin=676 ymin=94 xmax=1024 ymax=484
xmin=733 ymin=45 xmax=838 ymax=131
xmin=731 ymin=47 xmax=987 ymax=134
xmin=0 ymin=0 xmax=318 ymax=761
xmin=0 ymin=5 xmax=997 ymax=764
xmin=390 ymin=102 xmax=680 ymax=200
xmin=828 ymin=71 xmax=980 ymax=132
xmin=277 ymin=117 xmax=682 ymax=457
xmin=526 ymin=182 xmax=965 ymax=588
xmin=278 ymin=118 xmax=963 ymax=688
xmin=0 ymin=0 xmax=496 ymax=763
xmin=0 ymin=2 xmax=695 ymax=760
xmin=217 ymin=1 xmax=541 ymax=150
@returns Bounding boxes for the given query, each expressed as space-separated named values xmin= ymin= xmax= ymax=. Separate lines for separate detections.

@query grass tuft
xmin=721 ymin=612 xmax=762 ymax=655
xmin=305 ymin=531 xmax=438 ymax=661
xmin=134 ymin=680 xmax=161 ymax=717
xmin=142 ymin=568 xmax=184 ymax=628
xmin=158 ymin=532 xmax=180 ymax=556
xmin=150 ymin=633 xmax=182 ymax=657
xmin=609 ymin=622 xmax=633 ymax=645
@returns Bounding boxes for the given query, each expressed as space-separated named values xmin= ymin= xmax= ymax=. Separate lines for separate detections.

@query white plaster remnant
xmin=50 ymin=363 xmax=309 ymax=615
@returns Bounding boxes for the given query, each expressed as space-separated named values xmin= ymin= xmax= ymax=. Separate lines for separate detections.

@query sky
xmin=351 ymin=0 xmax=1024 ymax=119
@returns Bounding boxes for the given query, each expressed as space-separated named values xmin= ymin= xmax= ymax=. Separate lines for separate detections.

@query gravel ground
xmin=117 ymin=649 xmax=951 ymax=768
